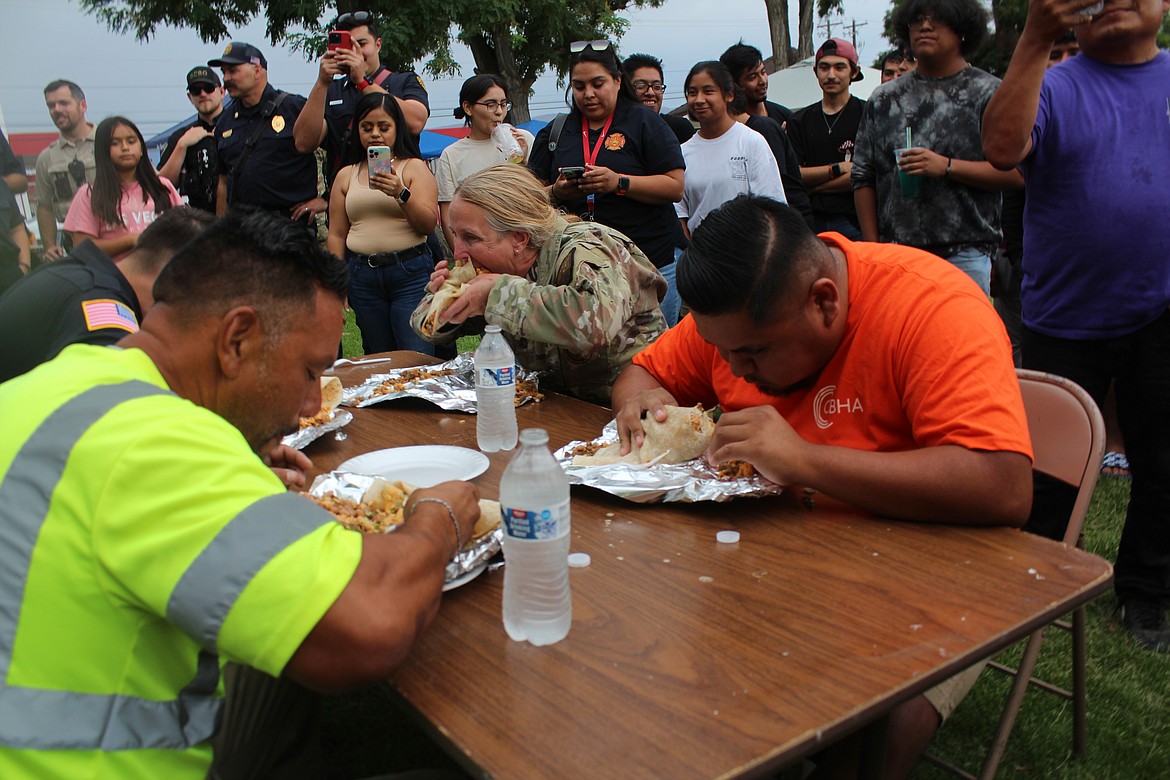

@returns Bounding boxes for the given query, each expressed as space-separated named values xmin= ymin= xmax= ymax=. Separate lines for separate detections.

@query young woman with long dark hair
xmin=527 ymin=41 xmax=684 ymax=326
xmin=64 ymin=116 xmax=180 ymax=261
xmin=326 ymin=92 xmax=438 ymax=355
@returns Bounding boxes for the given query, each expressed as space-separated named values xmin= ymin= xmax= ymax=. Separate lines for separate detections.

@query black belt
xmin=352 ymin=242 xmax=430 ymax=268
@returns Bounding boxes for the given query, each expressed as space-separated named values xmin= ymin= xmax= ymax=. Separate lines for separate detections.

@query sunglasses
xmin=337 ymin=11 xmax=373 ymax=25
xmin=570 ymin=39 xmax=612 ymax=54
xmin=188 ymin=84 xmax=217 ymax=96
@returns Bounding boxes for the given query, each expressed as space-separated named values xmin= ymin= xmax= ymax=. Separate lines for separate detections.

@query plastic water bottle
xmin=492 ymin=123 xmax=525 ymax=164
xmin=474 ymin=325 xmax=518 ymax=452
xmin=499 ymin=428 xmax=572 ymax=645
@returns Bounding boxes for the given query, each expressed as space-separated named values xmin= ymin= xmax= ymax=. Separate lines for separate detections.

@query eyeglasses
xmin=908 ymin=13 xmax=939 ymax=28
xmin=570 ymin=39 xmax=612 ymax=53
xmin=474 ymin=100 xmax=511 ymax=112
xmin=188 ymin=84 xmax=217 ymax=96
xmin=632 ymin=80 xmax=666 ymax=93
xmin=337 ymin=11 xmax=373 ymax=26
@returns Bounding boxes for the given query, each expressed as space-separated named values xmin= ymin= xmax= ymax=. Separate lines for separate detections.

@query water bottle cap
xmin=518 ymin=428 xmax=549 ymax=446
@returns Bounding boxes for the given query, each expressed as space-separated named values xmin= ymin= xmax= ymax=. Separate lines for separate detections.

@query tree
xmin=765 ymin=0 xmax=844 ymax=69
xmin=79 ymin=0 xmax=664 ymax=123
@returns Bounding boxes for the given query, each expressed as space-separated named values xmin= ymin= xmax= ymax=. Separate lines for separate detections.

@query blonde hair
xmin=453 ymin=164 xmax=562 ymax=249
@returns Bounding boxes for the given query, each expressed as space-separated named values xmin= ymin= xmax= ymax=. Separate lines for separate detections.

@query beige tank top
xmin=344 ymin=159 xmax=428 ymax=255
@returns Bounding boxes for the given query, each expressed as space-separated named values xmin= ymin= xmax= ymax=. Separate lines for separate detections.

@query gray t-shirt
xmin=852 ymin=67 xmax=1002 ymax=250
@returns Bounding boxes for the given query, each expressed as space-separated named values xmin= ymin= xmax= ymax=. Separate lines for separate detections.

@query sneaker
xmin=1120 ymin=599 xmax=1170 ymax=653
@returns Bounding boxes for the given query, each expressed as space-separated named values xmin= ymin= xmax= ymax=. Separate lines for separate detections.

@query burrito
xmin=573 ymin=405 xmax=716 ymax=467
xmin=300 ymin=375 xmax=344 ymax=428
xmin=419 ymin=261 xmax=480 ymax=336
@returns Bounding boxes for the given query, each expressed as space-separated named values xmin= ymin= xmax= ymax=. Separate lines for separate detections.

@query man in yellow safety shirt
xmin=0 ymin=209 xmax=481 ymax=778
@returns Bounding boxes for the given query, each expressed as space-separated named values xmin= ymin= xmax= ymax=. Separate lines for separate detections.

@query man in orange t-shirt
xmin=612 ymin=195 xmax=1033 ymax=778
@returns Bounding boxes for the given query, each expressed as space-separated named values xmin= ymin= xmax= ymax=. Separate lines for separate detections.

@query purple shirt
xmin=1021 ymin=52 xmax=1170 ymax=339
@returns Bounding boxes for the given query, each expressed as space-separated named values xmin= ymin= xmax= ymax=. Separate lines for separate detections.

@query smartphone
xmin=559 ymin=166 xmax=586 ymax=180
xmin=368 ymin=146 xmax=393 ymax=184
xmin=327 ymin=30 xmax=352 ymax=51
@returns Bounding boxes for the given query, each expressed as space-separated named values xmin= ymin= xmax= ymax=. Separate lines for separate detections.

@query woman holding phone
xmin=434 ymin=74 xmax=535 ymax=251
xmin=527 ymin=40 xmax=685 ymax=326
xmin=327 ymin=92 xmax=438 ymax=355
xmin=64 ymin=116 xmax=180 ymax=262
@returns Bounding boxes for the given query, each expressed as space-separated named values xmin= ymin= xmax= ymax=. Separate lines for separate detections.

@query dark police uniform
xmin=322 ymin=68 xmax=429 ymax=181
xmin=215 ymin=84 xmax=317 ymax=211
xmin=159 ymin=116 xmax=220 ymax=212
xmin=528 ymin=100 xmax=685 ymax=269
xmin=0 ymin=240 xmax=140 ymax=382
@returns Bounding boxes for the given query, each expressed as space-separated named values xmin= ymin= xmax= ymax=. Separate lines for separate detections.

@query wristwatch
xmin=397 ymin=186 xmax=411 ymax=204
xmin=830 ymin=162 xmax=843 ymax=178
xmin=615 ymin=175 xmax=630 ymax=196
xmin=353 ymin=77 xmax=371 ymax=91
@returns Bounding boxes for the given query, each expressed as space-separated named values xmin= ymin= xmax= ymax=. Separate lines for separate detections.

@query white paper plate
xmin=338 ymin=445 xmax=489 ymax=487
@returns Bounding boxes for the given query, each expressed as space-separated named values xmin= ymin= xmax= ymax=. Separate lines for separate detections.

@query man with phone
xmin=158 ymin=67 xmax=226 ymax=213
xmin=34 ymin=79 xmax=96 ymax=262
xmin=294 ymin=11 xmax=430 ymax=186
xmin=208 ymin=42 xmax=322 ymax=225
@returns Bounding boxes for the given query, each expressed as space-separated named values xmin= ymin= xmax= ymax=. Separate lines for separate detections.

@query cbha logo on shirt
xmin=813 ymin=385 xmax=864 ymax=429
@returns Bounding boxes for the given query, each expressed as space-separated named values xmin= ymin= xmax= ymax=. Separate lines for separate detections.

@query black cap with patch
xmin=208 ymin=42 xmax=268 ymax=69
xmin=186 ymin=66 xmax=222 ymax=88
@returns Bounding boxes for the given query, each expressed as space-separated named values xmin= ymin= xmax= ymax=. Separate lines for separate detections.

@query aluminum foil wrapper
xmin=308 ymin=470 xmax=502 ymax=583
xmin=282 ymin=410 xmax=354 ymax=450
xmin=341 ymin=353 xmax=542 ymax=413
xmin=554 ymin=420 xmax=783 ymax=503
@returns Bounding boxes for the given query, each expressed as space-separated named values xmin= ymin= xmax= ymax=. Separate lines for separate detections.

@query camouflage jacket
xmin=851 ymin=67 xmax=1002 ymax=250
xmin=410 ymin=218 xmax=667 ymax=405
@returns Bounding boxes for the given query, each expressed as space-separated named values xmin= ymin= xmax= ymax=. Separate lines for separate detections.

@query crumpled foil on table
xmin=341 ymin=353 xmax=541 ymax=413
xmin=282 ymin=410 xmax=354 ymax=450
xmin=308 ymin=470 xmax=502 ymax=583
xmin=554 ymin=420 xmax=784 ymax=503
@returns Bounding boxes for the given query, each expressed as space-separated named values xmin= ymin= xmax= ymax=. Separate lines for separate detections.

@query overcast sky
xmin=0 ymin=0 xmax=896 ymax=138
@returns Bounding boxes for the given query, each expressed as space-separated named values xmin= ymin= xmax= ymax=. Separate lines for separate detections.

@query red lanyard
xmin=581 ymin=113 xmax=614 ymax=219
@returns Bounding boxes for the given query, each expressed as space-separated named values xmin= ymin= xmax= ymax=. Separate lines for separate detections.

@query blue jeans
xmin=346 ymin=252 xmax=436 ymax=356
xmin=1022 ymin=311 xmax=1170 ymax=604
xmin=946 ymin=247 xmax=992 ymax=297
xmin=813 ymin=213 xmax=863 ymax=242
xmin=658 ymin=251 xmax=682 ymax=328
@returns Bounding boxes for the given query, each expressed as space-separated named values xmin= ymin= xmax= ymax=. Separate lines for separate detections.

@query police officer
xmin=158 ymin=67 xmax=226 ymax=213
xmin=293 ymin=10 xmax=430 ymax=185
xmin=0 ymin=206 xmax=212 ymax=382
xmin=209 ymin=42 xmax=323 ymax=223
xmin=34 ymin=79 xmax=96 ymax=261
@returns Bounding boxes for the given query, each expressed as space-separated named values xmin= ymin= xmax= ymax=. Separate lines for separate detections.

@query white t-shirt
xmin=433 ymin=130 xmax=536 ymax=203
xmin=675 ymin=121 xmax=785 ymax=230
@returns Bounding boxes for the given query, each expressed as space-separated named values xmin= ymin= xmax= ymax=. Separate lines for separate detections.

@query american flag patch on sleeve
xmin=81 ymin=299 xmax=140 ymax=333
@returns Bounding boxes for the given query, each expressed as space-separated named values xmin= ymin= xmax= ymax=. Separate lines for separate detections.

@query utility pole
xmin=818 ymin=16 xmax=836 ymax=40
xmin=848 ymin=19 xmax=868 ymax=48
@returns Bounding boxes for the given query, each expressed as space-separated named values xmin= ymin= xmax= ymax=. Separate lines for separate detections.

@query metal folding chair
xmin=924 ymin=368 xmax=1106 ymax=779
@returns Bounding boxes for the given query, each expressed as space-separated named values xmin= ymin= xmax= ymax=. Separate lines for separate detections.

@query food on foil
xmin=716 ymin=459 xmax=758 ymax=480
xmin=572 ymin=405 xmax=715 ymax=466
xmin=420 ymin=260 xmax=480 ymax=336
xmin=364 ymin=366 xmax=458 ymax=401
xmin=300 ymin=375 xmax=344 ymax=429
xmin=307 ymin=476 xmax=501 ymax=548
xmin=344 ymin=353 xmax=543 ymax=411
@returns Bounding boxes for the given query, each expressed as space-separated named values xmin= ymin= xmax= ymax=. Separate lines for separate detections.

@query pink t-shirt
xmin=64 ymin=179 xmax=182 ymax=261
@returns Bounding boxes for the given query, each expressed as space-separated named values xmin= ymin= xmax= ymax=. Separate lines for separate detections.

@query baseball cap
xmin=208 ymin=42 xmax=268 ymax=69
xmin=186 ymin=66 xmax=221 ymax=88
xmin=815 ymin=38 xmax=864 ymax=82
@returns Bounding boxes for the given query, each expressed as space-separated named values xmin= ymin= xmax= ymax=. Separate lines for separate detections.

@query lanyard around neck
xmin=581 ymin=112 xmax=615 ymax=219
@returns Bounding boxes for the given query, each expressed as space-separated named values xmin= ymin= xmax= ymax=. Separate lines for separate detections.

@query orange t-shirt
xmin=633 ymin=235 xmax=1033 ymax=459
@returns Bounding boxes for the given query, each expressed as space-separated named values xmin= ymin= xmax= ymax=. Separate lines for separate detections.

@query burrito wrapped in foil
xmin=308 ymin=470 xmax=502 ymax=585
xmin=555 ymin=420 xmax=783 ymax=503
xmin=342 ymin=353 xmax=542 ymax=413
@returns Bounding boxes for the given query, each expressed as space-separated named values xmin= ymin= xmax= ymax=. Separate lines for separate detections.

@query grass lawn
xmin=331 ymin=315 xmax=1164 ymax=777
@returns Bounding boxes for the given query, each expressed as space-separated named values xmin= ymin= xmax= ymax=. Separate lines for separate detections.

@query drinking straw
xmin=905 ymin=127 xmax=912 ymax=149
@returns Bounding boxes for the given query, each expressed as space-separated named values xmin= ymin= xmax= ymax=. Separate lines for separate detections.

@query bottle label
xmin=501 ymin=499 xmax=570 ymax=540
xmin=477 ymin=365 xmax=514 ymax=387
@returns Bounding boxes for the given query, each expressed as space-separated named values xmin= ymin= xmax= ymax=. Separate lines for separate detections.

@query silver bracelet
xmin=409 ymin=496 xmax=462 ymax=552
